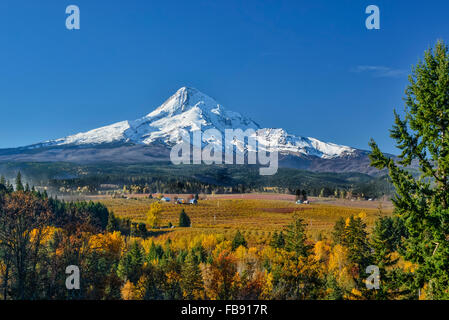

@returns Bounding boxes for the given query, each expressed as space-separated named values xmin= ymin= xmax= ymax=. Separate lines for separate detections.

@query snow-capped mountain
xmin=27 ymin=87 xmax=355 ymax=159
xmin=1 ymin=87 xmax=377 ymax=174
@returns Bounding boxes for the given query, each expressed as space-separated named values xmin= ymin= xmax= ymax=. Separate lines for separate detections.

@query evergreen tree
xmin=15 ymin=172 xmax=24 ymax=191
xmin=178 ymin=209 xmax=191 ymax=227
xmin=138 ymin=223 xmax=147 ymax=237
xmin=130 ymin=222 xmax=139 ymax=237
xmin=370 ymin=216 xmax=409 ymax=300
xmin=301 ymin=190 xmax=307 ymax=201
xmin=270 ymin=231 xmax=279 ymax=248
xmin=277 ymin=231 xmax=285 ymax=248
xmin=6 ymin=181 xmax=13 ymax=193
xmin=341 ymin=216 xmax=374 ymax=297
xmin=231 ymin=230 xmax=247 ymax=250
xmin=343 ymin=216 xmax=372 ymax=269
xmin=270 ymin=231 xmax=285 ymax=249
xmin=106 ymin=211 xmax=120 ymax=233
xmin=295 ymin=189 xmax=301 ymax=201
xmin=371 ymin=216 xmax=401 ymax=268
xmin=285 ymin=217 xmax=311 ymax=257
xmin=0 ymin=175 xmax=5 ymax=186
xmin=117 ymin=241 xmax=144 ymax=284
xmin=325 ymin=275 xmax=344 ymax=300
xmin=140 ymin=264 xmax=165 ymax=300
xmin=369 ymin=40 xmax=449 ymax=299
xmin=0 ymin=183 xmax=6 ymax=195
xmin=180 ymin=253 xmax=204 ymax=299
xmin=331 ymin=218 xmax=346 ymax=245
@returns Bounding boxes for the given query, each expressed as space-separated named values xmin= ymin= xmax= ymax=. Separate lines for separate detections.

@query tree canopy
xmin=369 ymin=40 xmax=449 ymax=299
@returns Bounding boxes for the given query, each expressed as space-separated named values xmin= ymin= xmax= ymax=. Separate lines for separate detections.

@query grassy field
xmin=97 ymin=194 xmax=393 ymax=246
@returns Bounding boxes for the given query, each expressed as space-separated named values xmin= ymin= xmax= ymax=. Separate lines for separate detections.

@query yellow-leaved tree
xmin=146 ymin=202 xmax=163 ymax=228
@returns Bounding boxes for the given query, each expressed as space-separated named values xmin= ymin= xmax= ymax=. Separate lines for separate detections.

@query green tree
xmin=331 ymin=217 xmax=346 ymax=245
xmin=117 ymin=241 xmax=144 ymax=284
xmin=231 ymin=230 xmax=247 ymax=250
xmin=180 ymin=253 xmax=204 ymax=299
xmin=284 ymin=217 xmax=311 ymax=257
xmin=0 ymin=175 xmax=6 ymax=186
xmin=370 ymin=216 xmax=410 ymax=300
xmin=178 ymin=209 xmax=191 ymax=227
xmin=106 ymin=211 xmax=120 ymax=233
xmin=138 ymin=223 xmax=147 ymax=237
xmin=341 ymin=216 xmax=375 ymax=298
xmin=295 ymin=189 xmax=301 ymax=201
xmin=270 ymin=231 xmax=286 ymax=249
xmin=371 ymin=217 xmax=402 ymax=268
xmin=15 ymin=172 xmax=24 ymax=192
xmin=325 ymin=275 xmax=344 ymax=300
xmin=369 ymin=40 xmax=449 ymax=299
xmin=343 ymin=216 xmax=372 ymax=270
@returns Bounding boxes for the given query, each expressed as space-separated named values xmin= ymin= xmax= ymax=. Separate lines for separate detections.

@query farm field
xmin=98 ymin=195 xmax=393 ymax=246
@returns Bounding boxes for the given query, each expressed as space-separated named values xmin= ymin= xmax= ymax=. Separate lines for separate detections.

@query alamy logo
xmin=365 ymin=5 xmax=380 ymax=30
xmin=66 ymin=5 xmax=80 ymax=30
xmin=170 ymin=127 xmax=278 ymax=175
xmin=65 ymin=265 xmax=80 ymax=290
xmin=365 ymin=265 xmax=380 ymax=290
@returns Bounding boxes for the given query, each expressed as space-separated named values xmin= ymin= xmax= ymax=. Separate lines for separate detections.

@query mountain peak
xmin=146 ymin=86 xmax=222 ymax=119
xmin=177 ymin=86 xmax=199 ymax=93
xmin=21 ymin=87 xmax=356 ymax=160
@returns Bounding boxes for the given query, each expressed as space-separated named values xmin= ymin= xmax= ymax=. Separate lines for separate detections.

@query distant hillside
xmin=0 ymin=161 xmax=393 ymax=198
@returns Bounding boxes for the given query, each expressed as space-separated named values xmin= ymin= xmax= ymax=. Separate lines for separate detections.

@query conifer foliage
xmin=370 ymin=40 xmax=449 ymax=299
xmin=178 ymin=209 xmax=191 ymax=227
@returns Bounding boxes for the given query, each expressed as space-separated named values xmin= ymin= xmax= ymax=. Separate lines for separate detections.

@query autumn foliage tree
xmin=0 ymin=191 xmax=51 ymax=299
xmin=146 ymin=202 xmax=162 ymax=229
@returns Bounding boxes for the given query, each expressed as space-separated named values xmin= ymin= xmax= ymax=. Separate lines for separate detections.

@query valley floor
xmin=82 ymin=194 xmax=394 ymax=245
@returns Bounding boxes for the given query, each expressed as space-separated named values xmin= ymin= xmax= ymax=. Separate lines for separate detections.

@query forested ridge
xmin=0 ymin=162 xmax=393 ymax=199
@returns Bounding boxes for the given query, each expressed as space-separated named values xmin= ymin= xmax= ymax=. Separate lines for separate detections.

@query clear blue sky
xmin=1 ymin=0 xmax=448 ymax=154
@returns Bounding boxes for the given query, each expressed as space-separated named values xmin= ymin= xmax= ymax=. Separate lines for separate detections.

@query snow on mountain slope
xmin=255 ymin=128 xmax=355 ymax=159
xmin=36 ymin=121 xmax=131 ymax=148
xmin=29 ymin=87 xmax=356 ymax=159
